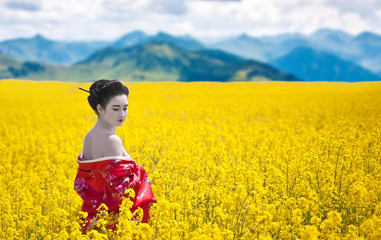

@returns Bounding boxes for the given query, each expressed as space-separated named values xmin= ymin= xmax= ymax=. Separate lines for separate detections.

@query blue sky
xmin=1 ymin=0 xmax=380 ymax=41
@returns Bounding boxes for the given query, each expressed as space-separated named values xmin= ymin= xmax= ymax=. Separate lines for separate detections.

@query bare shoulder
xmin=83 ymin=129 xmax=124 ymax=159
xmin=84 ymin=130 xmax=93 ymax=143
xmin=103 ymin=135 xmax=123 ymax=156
xmin=82 ymin=131 xmax=93 ymax=154
xmin=84 ymin=128 xmax=96 ymax=142
xmin=106 ymin=135 xmax=123 ymax=145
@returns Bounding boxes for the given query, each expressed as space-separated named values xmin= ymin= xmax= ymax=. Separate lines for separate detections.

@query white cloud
xmin=376 ymin=9 xmax=381 ymax=18
xmin=326 ymin=0 xmax=381 ymax=16
xmin=0 ymin=0 xmax=380 ymax=41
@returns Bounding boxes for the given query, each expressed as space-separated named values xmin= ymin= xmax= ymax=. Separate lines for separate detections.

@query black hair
xmin=87 ymin=79 xmax=129 ymax=115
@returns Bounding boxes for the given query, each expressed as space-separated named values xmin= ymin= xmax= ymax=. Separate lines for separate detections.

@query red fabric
xmin=74 ymin=153 xmax=156 ymax=232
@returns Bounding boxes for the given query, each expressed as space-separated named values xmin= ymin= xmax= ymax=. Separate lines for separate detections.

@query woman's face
xmin=97 ymin=94 xmax=128 ymax=127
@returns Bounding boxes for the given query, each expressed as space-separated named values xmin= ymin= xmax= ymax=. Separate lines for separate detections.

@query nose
xmin=120 ymin=109 xmax=127 ymax=118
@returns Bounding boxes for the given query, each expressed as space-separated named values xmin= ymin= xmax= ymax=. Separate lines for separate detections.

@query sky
xmin=1 ymin=0 xmax=381 ymax=42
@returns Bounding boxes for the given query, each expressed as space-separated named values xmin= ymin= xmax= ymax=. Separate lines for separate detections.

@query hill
xmin=0 ymin=31 xmax=204 ymax=66
xmin=208 ymin=33 xmax=314 ymax=62
xmin=0 ymin=34 xmax=110 ymax=65
xmin=113 ymin=31 xmax=204 ymax=51
xmin=270 ymin=47 xmax=381 ymax=82
xmin=0 ymin=54 xmax=22 ymax=79
xmin=73 ymin=41 xmax=299 ymax=82
xmin=1 ymin=41 xmax=300 ymax=82
xmin=208 ymin=29 xmax=381 ymax=74
xmin=1 ymin=28 xmax=381 ymax=76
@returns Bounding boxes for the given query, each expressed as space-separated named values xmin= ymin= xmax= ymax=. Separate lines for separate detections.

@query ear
xmin=97 ymin=104 xmax=104 ymax=115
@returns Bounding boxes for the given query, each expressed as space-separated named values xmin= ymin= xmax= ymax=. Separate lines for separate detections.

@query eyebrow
xmin=112 ymin=104 xmax=128 ymax=107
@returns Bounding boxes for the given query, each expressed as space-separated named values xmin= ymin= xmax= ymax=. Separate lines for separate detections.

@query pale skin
xmin=82 ymin=94 xmax=131 ymax=160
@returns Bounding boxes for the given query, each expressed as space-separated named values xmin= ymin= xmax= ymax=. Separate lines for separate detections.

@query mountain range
xmin=0 ymin=41 xmax=299 ymax=82
xmin=0 ymin=29 xmax=380 ymax=82
xmin=0 ymin=34 xmax=109 ymax=65
xmin=112 ymin=31 xmax=204 ymax=51
xmin=270 ymin=47 xmax=380 ymax=82
xmin=210 ymin=29 xmax=381 ymax=75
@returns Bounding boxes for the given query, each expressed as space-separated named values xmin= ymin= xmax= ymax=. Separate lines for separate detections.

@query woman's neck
xmin=94 ymin=117 xmax=116 ymax=135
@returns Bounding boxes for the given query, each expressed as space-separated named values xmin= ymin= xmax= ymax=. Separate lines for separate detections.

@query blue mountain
xmin=353 ymin=31 xmax=381 ymax=59
xmin=112 ymin=30 xmax=148 ymax=49
xmin=208 ymin=28 xmax=381 ymax=74
xmin=1 ymin=41 xmax=300 ymax=82
xmin=208 ymin=34 xmax=269 ymax=61
xmin=112 ymin=31 xmax=204 ymax=51
xmin=1 ymin=28 xmax=381 ymax=82
xmin=310 ymin=28 xmax=352 ymax=46
xmin=75 ymin=40 xmax=299 ymax=82
xmin=209 ymin=32 xmax=318 ymax=62
xmin=270 ymin=46 xmax=381 ymax=82
xmin=0 ymin=34 xmax=110 ymax=64
xmin=309 ymin=30 xmax=381 ymax=73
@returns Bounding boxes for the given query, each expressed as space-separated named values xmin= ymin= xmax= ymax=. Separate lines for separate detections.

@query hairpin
xmin=79 ymin=87 xmax=90 ymax=93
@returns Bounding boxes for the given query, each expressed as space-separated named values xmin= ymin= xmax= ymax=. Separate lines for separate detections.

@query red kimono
xmin=74 ymin=153 xmax=156 ymax=232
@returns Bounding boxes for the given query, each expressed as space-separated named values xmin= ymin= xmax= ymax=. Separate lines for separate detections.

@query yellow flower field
xmin=0 ymin=79 xmax=380 ymax=239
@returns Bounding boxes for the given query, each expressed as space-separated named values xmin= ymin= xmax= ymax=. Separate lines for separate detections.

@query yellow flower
xmin=1 ymin=80 xmax=380 ymax=239
xmin=301 ymin=225 xmax=319 ymax=240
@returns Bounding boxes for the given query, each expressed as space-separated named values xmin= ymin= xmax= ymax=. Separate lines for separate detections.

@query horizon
xmin=1 ymin=0 xmax=380 ymax=42
xmin=1 ymin=27 xmax=378 ymax=44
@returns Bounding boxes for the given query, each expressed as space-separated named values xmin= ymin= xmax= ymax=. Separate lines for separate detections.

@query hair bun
xmin=87 ymin=79 xmax=129 ymax=115
xmin=90 ymin=80 xmax=118 ymax=98
xmin=90 ymin=88 xmax=100 ymax=98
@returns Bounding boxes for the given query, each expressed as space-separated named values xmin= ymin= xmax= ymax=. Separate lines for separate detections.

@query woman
xmin=74 ymin=79 xmax=156 ymax=233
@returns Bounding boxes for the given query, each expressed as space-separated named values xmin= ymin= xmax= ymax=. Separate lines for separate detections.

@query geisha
xmin=74 ymin=79 xmax=156 ymax=233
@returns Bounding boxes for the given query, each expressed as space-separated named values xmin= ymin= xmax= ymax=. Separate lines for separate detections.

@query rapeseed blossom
xmin=0 ymin=80 xmax=380 ymax=239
